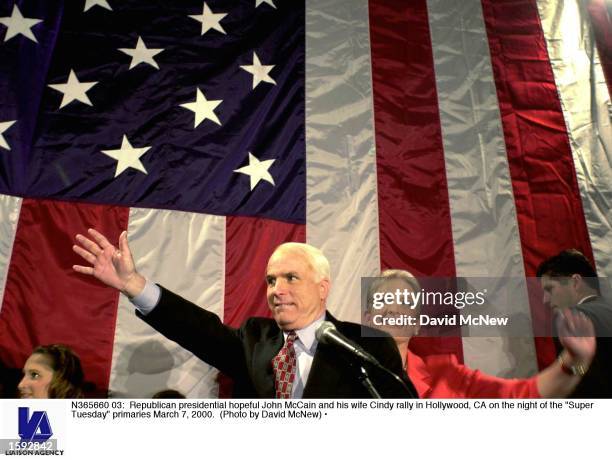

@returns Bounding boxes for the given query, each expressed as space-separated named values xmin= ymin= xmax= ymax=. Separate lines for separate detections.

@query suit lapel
xmin=302 ymin=313 xmax=343 ymax=397
xmin=252 ymin=326 xmax=284 ymax=398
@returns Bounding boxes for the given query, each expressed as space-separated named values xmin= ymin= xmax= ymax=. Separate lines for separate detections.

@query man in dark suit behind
xmin=538 ymin=249 xmax=612 ymax=397
xmin=73 ymin=229 xmax=416 ymax=398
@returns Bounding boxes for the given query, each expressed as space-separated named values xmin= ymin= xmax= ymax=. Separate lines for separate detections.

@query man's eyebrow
xmin=266 ymin=271 xmax=300 ymax=278
xmin=268 ymin=271 xmax=300 ymax=278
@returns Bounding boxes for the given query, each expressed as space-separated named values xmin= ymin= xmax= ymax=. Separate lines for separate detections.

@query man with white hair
xmin=73 ymin=229 xmax=415 ymax=398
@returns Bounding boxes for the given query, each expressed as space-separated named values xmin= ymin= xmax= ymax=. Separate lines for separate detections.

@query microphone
xmin=315 ymin=320 xmax=417 ymax=398
xmin=315 ymin=321 xmax=381 ymax=366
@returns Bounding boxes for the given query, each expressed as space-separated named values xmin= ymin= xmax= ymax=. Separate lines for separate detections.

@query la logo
xmin=18 ymin=407 xmax=53 ymax=441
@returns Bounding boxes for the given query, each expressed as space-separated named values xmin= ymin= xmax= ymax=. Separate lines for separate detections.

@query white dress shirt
xmin=577 ymin=295 xmax=598 ymax=305
xmin=287 ymin=315 xmax=324 ymax=398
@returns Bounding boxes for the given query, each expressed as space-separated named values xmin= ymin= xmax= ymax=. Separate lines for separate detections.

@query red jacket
xmin=406 ymin=349 xmax=540 ymax=398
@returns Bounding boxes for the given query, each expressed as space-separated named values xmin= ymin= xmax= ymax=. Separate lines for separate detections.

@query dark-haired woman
xmin=18 ymin=344 xmax=84 ymax=398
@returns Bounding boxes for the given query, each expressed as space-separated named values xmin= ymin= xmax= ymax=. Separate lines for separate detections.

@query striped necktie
xmin=271 ymin=331 xmax=298 ymax=399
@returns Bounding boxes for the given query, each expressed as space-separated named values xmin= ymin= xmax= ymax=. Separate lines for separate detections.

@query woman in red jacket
xmin=367 ymin=270 xmax=595 ymax=398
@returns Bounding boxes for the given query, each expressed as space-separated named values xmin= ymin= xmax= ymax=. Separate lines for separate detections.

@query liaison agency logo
xmin=19 ymin=407 xmax=53 ymax=442
xmin=0 ymin=404 xmax=65 ymax=456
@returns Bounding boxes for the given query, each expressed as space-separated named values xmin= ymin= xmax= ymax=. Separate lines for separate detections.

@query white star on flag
xmin=84 ymin=0 xmax=113 ymax=12
xmin=240 ymin=52 xmax=276 ymax=90
xmin=233 ymin=152 xmax=276 ymax=190
xmin=48 ymin=70 xmax=98 ymax=109
xmin=255 ymin=0 xmax=277 ymax=8
xmin=0 ymin=5 xmax=42 ymax=43
xmin=0 ymin=120 xmax=16 ymax=150
xmin=189 ymin=2 xmax=227 ymax=36
xmin=180 ymin=88 xmax=222 ymax=127
xmin=119 ymin=36 xmax=164 ymax=70
xmin=101 ymin=135 xmax=151 ymax=178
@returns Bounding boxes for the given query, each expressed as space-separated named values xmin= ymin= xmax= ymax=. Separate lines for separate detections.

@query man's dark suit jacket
xmin=555 ymin=296 xmax=612 ymax=398
xmin=137 ymin=286 xmax=417 ymax=398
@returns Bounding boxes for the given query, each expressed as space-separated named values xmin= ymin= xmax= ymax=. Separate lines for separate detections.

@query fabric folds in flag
xmin=0 ymin=0 xmax=610 ymax=397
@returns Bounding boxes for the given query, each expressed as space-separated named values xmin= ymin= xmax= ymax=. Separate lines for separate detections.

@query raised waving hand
xmin=72 ymin=228 xmax=145 ymax=297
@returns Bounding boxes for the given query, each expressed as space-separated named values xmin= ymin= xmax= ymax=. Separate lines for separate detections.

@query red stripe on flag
xmin=220 ymin=216 xmax=305 ymax=397
xmin=586 ymin=0 xmax=612 ymax=94
xmin=481 ymin=0 xmax=596 ymax=369
xmin=0 ymin=198 xmax=129 ymax=395
xmin=223 ymin=216 xmax=305 ymax=328
xmin=369 ymin=0 xmax=463 ymax=360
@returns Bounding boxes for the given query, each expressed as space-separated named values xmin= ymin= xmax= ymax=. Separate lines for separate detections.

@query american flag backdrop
xmin=0 ymin=0 xmax=610 ymax=397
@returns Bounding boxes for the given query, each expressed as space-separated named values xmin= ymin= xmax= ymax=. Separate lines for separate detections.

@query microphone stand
xmin=350 ymin=358 xmax=416 ymax=398
xmin=357 ymin=365 xmax=382 ymax=398
xmin=372 ymin=361 xmax=417 ymax=398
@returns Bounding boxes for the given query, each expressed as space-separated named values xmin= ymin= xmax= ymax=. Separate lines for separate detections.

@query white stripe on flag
xmin=306 ymin=0 xmax=380 ymax=322
xmin=537 ymin=0 xmax=612 ymax=278
xmin=0 ymin=194 xmax=21 ymax=315
xmin=427 ymin=0 xmax=537 ymax=376
xmin=109 ymin=208 xmax=225 ymax=398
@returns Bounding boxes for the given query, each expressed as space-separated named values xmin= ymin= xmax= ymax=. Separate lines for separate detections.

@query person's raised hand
xmin=72 ymin=228 xmax=145 ymax=297
xmin=557 ymin=308 xmax=596 ymax=366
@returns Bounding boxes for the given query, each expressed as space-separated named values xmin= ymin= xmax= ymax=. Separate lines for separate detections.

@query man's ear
xmin=319 ymin=278 xmax=330 ymax=301
xmin=571 ymin=273 xmax=583 ymax=290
